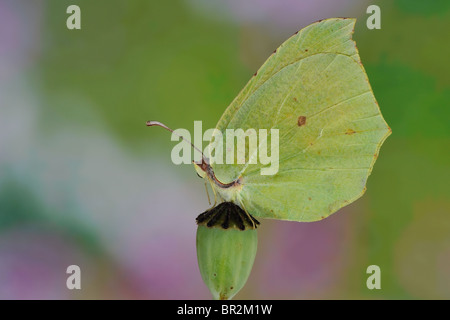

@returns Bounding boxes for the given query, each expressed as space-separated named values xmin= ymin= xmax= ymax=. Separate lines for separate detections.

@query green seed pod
xmin=196 ymin=202 xmax=259 ymax=300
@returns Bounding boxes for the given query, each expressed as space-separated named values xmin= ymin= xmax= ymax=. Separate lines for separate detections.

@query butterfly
xmin=150 ymin=18 xmax=390 ymax=224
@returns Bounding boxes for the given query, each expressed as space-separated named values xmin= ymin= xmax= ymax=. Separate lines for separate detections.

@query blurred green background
xmin=0 ymin=0 xmax=448 ymax=299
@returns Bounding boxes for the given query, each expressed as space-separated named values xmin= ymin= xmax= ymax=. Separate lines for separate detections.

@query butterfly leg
xmin=204 ymin=180 xmax=218 ymax=210
xmin=204 ymin=180 xmax=211 ymax=206
xmin=239 ymin=199 xmax=256 ymax=229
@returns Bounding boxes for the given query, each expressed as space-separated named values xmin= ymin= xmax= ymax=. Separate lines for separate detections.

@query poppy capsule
xmin=196 ymin=201 xmax=260 ymax=300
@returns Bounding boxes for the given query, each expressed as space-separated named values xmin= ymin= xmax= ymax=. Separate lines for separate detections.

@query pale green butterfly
xmin=153 ymin=18 xmax=390 ymax=222
xmin=149 ymin=18 xmax=391 ymax=299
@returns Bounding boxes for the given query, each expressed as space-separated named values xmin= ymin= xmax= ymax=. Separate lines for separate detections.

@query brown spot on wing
xmin=345 ymin=129 xmax=356 ymax=135
xmin=297 ymin=116 xmax=306 ymax=127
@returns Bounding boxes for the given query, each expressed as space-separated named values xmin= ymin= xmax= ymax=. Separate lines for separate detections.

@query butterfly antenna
xmin=146 ymin=120 xmax=206 ymax=162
